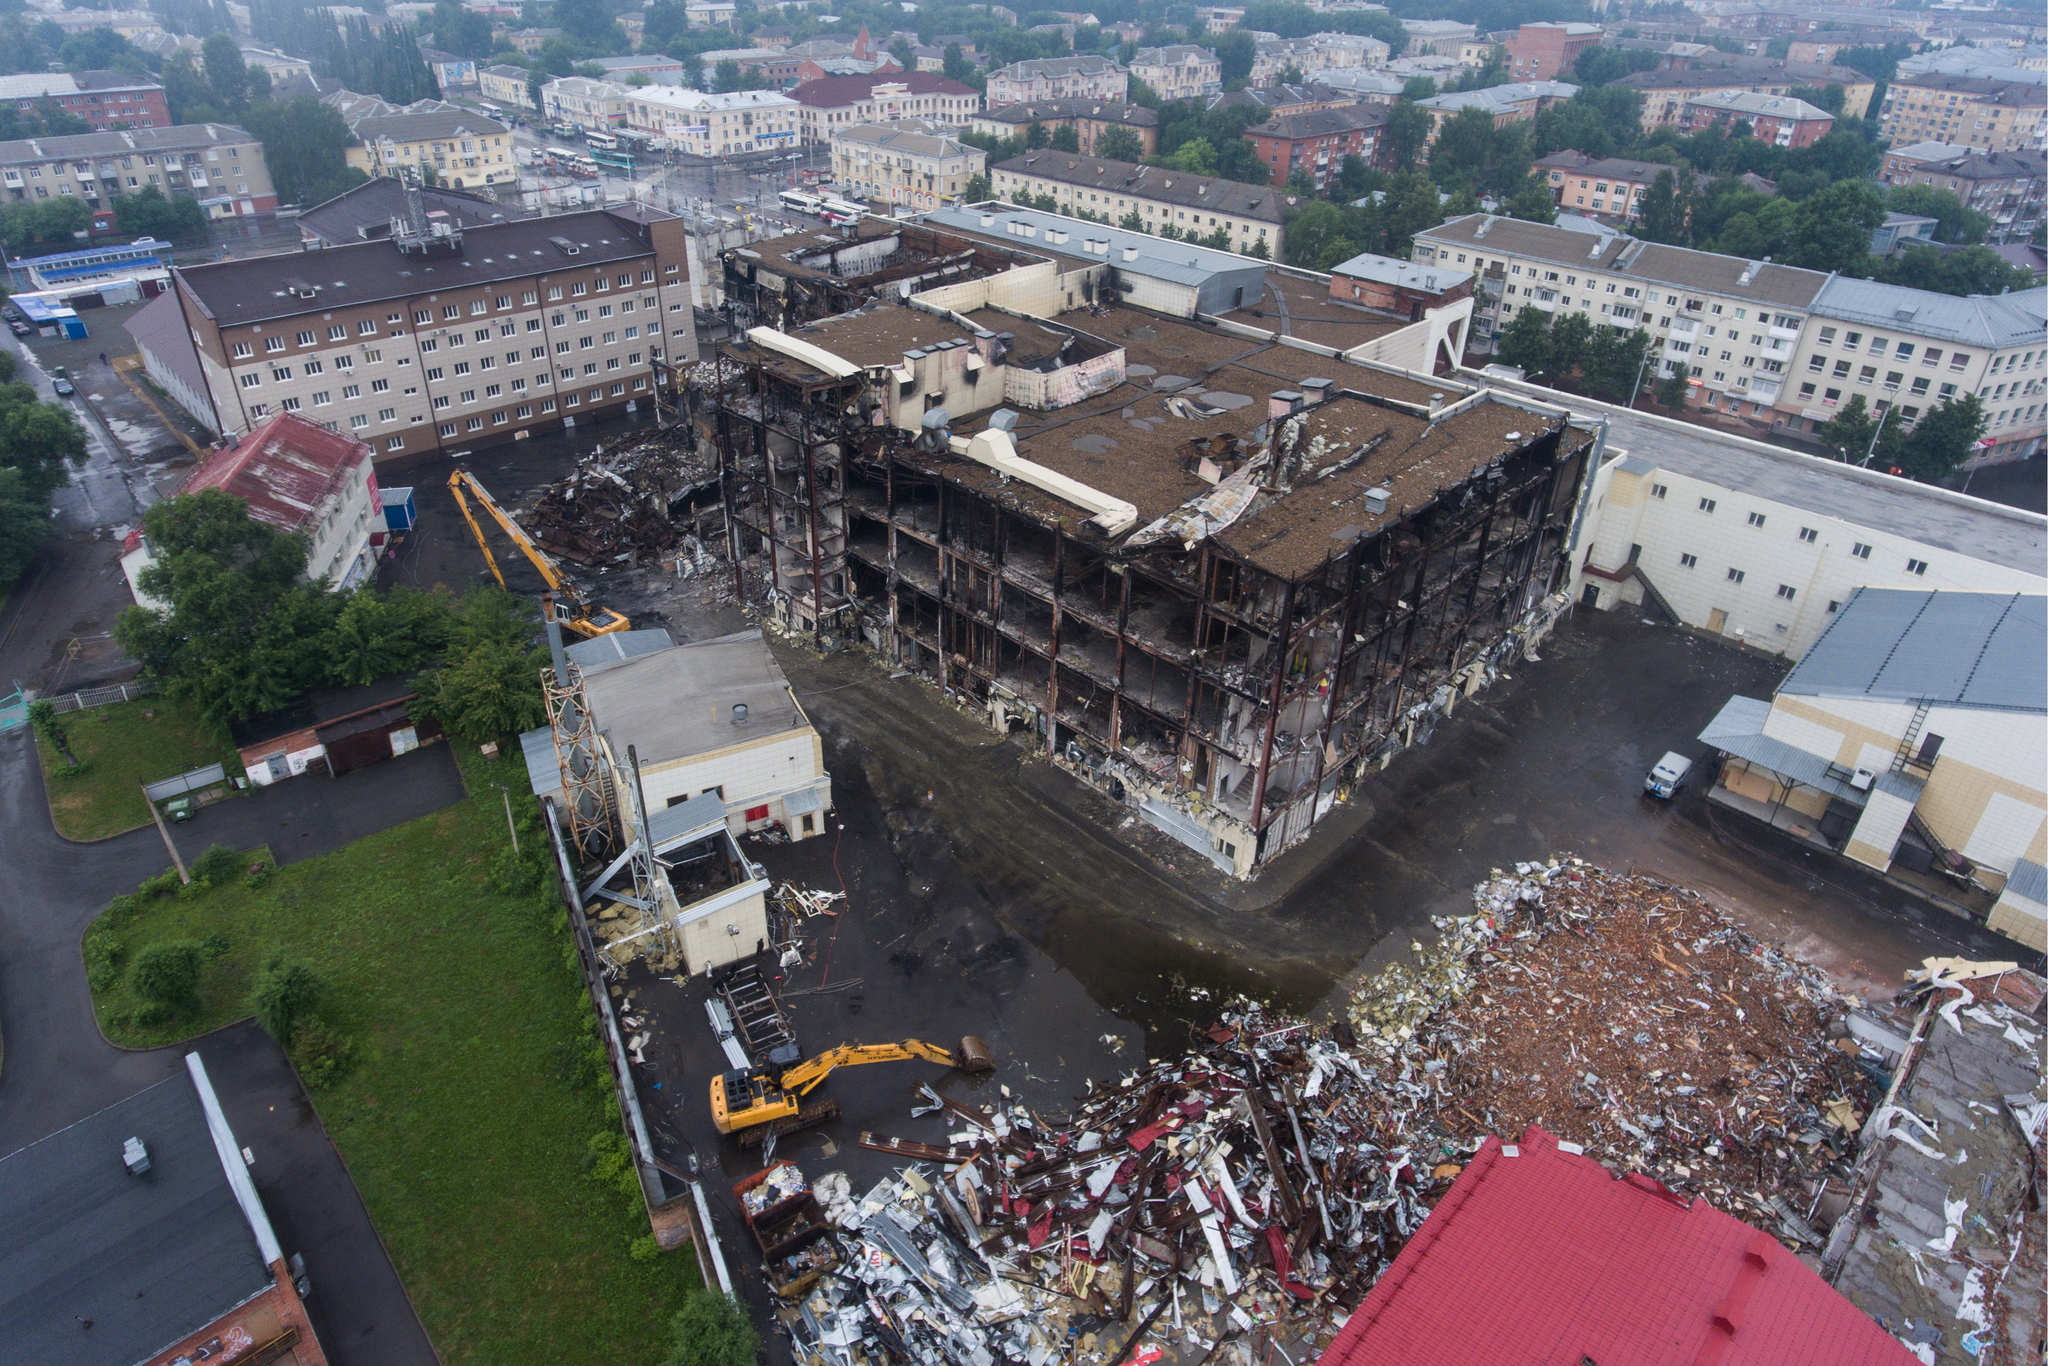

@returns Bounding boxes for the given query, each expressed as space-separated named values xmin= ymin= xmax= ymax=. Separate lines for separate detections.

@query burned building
xmin=721 ymin=218 xmax=1040 ymax=332
xmin=709 ymin=213 xmax=1595 ymax=874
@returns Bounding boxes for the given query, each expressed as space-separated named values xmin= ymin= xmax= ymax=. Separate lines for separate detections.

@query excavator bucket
xmin=955 ymin=1036 xmax=995 ymax=1074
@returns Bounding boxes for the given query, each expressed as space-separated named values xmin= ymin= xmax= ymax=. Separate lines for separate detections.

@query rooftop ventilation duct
xmin=731 ymin=703 xmax=749 ymax=725
xmin=123 ymin=1136 xmax=151 ymax=1176
xmin=1301 ymin=378 xmax=1333 ymax=403
xmin=1364 ymin=486 xmax=1391 ymax=515
xmin=549 ymin=235 xmax=580 ymax=255
xmin=1121 ymin=245 xmax=1139 ymax=262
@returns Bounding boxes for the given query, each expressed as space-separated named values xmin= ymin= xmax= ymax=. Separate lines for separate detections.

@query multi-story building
xmin=1242 ymin=104 xmax=1389 ymax=188
xmin=423 ymin=51 xmax=480 ymax=93
xmin=1622 ymin=63 xmax=1879 ymax=125
xmin=1130 ymin=46 xmax=1223 ymax=101
xmin=479 ymin=63 xmax=537 ymax=109
xmin=830 ymin=119 xmax=985 ymax=210
xmin=971 ymin=98 xmax=1159 ymax=157
xmin=0 ymin=124 xmax=276 ymax=217
xmin=1327 ymin=249 xmax=1473 ymax=316
xmin=1248 ymin=33 xmax=1388 ymax=83
xmin=1415 ymin=81 xmax=1576 ymax=146
xmin=792 ymin=73 xmax=980 ymax=144
xmin=1207 ymin=82 xmax=1359 ymax=117
xmin=1880 ymin=142 xmax=2045 ymax=244
xmin=1778 ymin=277 xmax=2046 ymax=460
xmin=344 ymin=108 xmax=513 ymax=191
xmin=1400 ymin=19 xmax=1477 ymax=55
xmin=1312 ymin=68 xmax=1409 ymax=106
xmin=1414 ymin=214 xmax=1827 ymax=421
xmin=506 ymin=26 xmax=560 ymax=52
xmin=1458 ymin=38 xmax=1501 ymax=69
xmin=1534 ymin=150 xmax=1672 ymax=221
xmin=985 ymin=55 xmax=1128 ymax=105
xmin=540 ymin=76 xmax=636 ymax=128
xmin=1879 ymin=74 xmax=2045 ymax=155
xmin=1503 ymin=22 xmax=1602 ymax=82
xmin=695 ymin=47 xmax=807 ymax=85
xmin=990 ymin=151 xmax=1295 ymax=256
xmin=162 ymin=205 xmax=696 ymax=466
xmin=590 ymin=54 xmax=691 ymax=81
xmin=1676 ymin=90 xmax=1834 ymax=147
xmin=0 ymin=70 xmax=170 ymax=131
xmin=620 ymin=88 xmax=801 ymax=155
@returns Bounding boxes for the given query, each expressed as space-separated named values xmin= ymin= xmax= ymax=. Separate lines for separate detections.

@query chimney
xmin=1364 ymin=486 xmax=1391 ymax=515
xmin=1300 ymin=377 xmax=1333 ymax=404
xmin=1268 ymin=389 xmax=1304 ymax=417
xmin=1121 ymin=244 xmax=1139 ymax=261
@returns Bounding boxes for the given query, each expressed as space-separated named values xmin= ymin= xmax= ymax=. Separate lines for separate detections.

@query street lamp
xmin=1626 ymin=340 xmax=1655 ymax=409
xmin=1857 ymin=401 xmax=1892 ymax=467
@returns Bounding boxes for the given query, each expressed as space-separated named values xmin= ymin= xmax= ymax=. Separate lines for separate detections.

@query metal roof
xmin=566 ymin=627 xmax=676 ymax=672
xmin=0 ymin=1073 xmax=272 ymax=1366
xmin=2008 ymin=857 xmax=2047 ymax=905
xmin=1779 ymin=589 xmax=2046 ymax=714
xmin=993 ymin=151 xmax=1297 ymax=222
xmin=0 ymin=121 xmax=253 ymax=167
xmin=647 ymin=789 xmax=729 ymax=851
xmin=1699 ymin=694 xmax=1870 ymax=803
xmin=1416 ymin=81 xmax=1578 ymax=113
xmin=1328 ymin=250 xmax=1471 ymax=293
xmin=925 ymin=204 xmax=1268 ymax=291
xmin=184 ymin=411 xmax=371 ymax=534
xmin=1808 ymin=275 xmax=2045 ymax=351
xmin=581 ymin=628 xmax=809 ymax=765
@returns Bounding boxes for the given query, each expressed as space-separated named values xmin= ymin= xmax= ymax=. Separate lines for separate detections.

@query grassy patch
xmin=34 ymin=696 xmax=235 ymax=841
xmin=86 ymin=747 xmax=697 ymax=1363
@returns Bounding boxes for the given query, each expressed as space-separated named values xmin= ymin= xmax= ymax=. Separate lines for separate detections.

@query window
xmin=465 ymin=417 xmax=483 ymax=431
xmin=1907 ymin=558 xmax=1928 ymax=576
xmin=311 ymin=391 xmax=331 ymax=406
xmin=439 ymin=423 xmax=458 ymax=437
xmin=526 ymin=319 xmax=542 ymax=333
xmin=1807 ymin=355 xmax=1825 ymax=372
xmin=1798 ymin=526 xmax=1817 ymax=543
xmin=326 ymin=325 xmax=345 ymax=341
xmin=1799 ymin=382 xmax=1817 ymax=399
xmin=521 ymin=290 xmax=537 ymax=305
xmin=350 ymin=414 xmax=368 ymax=429
xmin=1827 ymin=600 xmax=1839 ymax=613
xmin=1726 ymin=568 xmax=1745 ymax=584
xmin=414 ymin=310 xmax=432 ymax=324
xmin=1698 ymin=498 xmax=1716 ymax=513
xmin=441 ymin=305 xmax=460 ymax=320
xmin=240 ymin=372 xmax=262 ymax=388
xmin=378 ymin=407 xmax=396 ymax=421
xmin=420 ymin=339 xmax=439 ymax=353
xmin=270 ymin=366 xmax=293 ymax=381
xmin=1679 ymin=553 xmax=1697 ymax=568
xmin=1775 ymin=584 xmax=1795 ymax=600
xmin=386 ymin=437 xmax=405 ymax=452
xmin=265 ymin=336 xmax=285 ymax=353
xmin=570 ymin=283 xmax=586 ymax=297
xmin=232 ymin=342 xmax=253 ymax=359
xmin=371 ymin=378 xmax=390 ymax=393
xmin=1851 ymin=542 xmax=1871 ymax=559
xmin=597 ymin=305 xmax=612 ymax=319
xmin=473 ymin=328 xmax=491 ymax=343
xmin=425 ymin=367 xmax=444 ymax=381
xmin=1746 ymin=512 xmax=1765 ymax=527
xmin=295 ymin=331 xmax=315 ymax=346
xmin=433 ymin=396 xmax=451 ymax=410
xmin=342 ymin=384 xmax=360 ymax=399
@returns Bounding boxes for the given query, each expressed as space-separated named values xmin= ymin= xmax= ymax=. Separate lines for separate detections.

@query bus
xmin=819 ymin=197 xmax=866 ymax=224
xmin=585 ymin=130 xmax=621 ymax=151
xmin=590 ymin=147 xmax=636 ymax=174
xmin=565 ymin=155 xmax=602 ymax=179
xmin=779 ymin=189 xmax=825 ymax=214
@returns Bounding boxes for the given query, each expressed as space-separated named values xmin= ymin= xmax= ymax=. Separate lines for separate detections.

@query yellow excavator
xmin=712 ymin=1037 xmax=995 ymax=1141
xmin=447 ymin=468 xmax=630 ymax=639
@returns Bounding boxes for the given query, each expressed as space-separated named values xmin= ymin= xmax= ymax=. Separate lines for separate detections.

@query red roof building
xmin=1318 ymin=1126 xmax=1919 ymax=1366
xmin=791 ymin=71 xmax=979 ymax=142
xmin=123 ymin=412 xmax=386 ymax=604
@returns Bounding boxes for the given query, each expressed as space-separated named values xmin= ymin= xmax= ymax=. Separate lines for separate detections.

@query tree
xmin=1815 ymin=393 xmax=1880 ymax=463
xmin=1784 ymin=178 xmax=1883 ymax=273
xmin=1892 ymin=393 xmax=1985 ymax=484
xmin=326 ymin=584 xmax=449 ymax=686
xmin=412 ymin=586 xmax=545 ymax=742
xmin=1655 ymin=366 xmax=1692 ymax=413
xmin=1049 ymin=122 xmax=1080 ymax=152
xmin=0 ymin=466 xmax=49 ymax=587
xmin=889 ymin=37 xmax=913 ymax=72
xmin=943 ymin=43 xmax=972 ymax=83
xmin=1095 ymin=124 xmax=1143 ymax=163
xmin=1636 ymin=168 xmax=1692 ymax=245
xmin=202 ymin=33 xmax=253 ymax=112
xmin=1286 ymin=167 xmax=1316 ymax=196
xmin=1877 ymin=243 xmax=2037 ymax=298
xmin=662 ymin=1291 xmax=760 ymax=1366
xmin=1427 ymin=106 xmax=1497 ymax=188
xmin=430 ymin=0 xmax=495 ymax=58
xmin=713 ymin=58 xmax=743 ymax=92
xmin=250 ymin=949 xmax=324 ymax=1048
xmin=241 ymin=97 xmax=367 ymax=206
xmin=1547 ymin=310 xmax=1593 ymax=376
xmin=1581 ymin=326 xmax=1652 ymax=403
xmin=1503 ymin=176 xmax=1556 ymax=224
xmin=1884 ymin=184 xmax=1987 ymax=244
xmin=1382 ymin=101 xmax=1431 ymax=170
xmin=1331 ymin=153 xmax=1373 ymax=202
xmin=1215 ymin=29 xmax=1254 ymax=84
xmin=1495 ymin=306 xmax=1552 ymax=378
xmin=110 ymin=185 xmax=208 ymax=241
xmin=1280 ymin=199 xmax=1354 ymax=269
xmin=0 ymin=196 xmax=90 ymax=251
xmin=157 ymin=49 xmax=216 ymax=122
xmin=132 ymin=941 xmax=207 ymax=1013
xmin=963 ymin=172 xmax=991 ymax=202
xmin=556 ymin=0 xmax=624 ymax=49
xmin=0 ymin=385 xmax=86 ymax=498
xmin=1168 ymin=137 xmax=1217 ymax=175
xmin=1382 ymin=170 xmax=1445 ymax=254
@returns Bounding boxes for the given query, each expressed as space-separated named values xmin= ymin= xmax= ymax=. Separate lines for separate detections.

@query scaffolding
xmin=544 ymin=627 xmax=617 ymax=863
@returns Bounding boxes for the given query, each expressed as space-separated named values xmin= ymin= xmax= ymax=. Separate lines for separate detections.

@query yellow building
xmin=343 ymin=109 xmax=514 ymax=190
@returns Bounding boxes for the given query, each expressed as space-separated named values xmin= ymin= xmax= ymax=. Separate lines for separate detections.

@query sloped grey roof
xmin=122 ymin=289 xmax=206 ymax=406
xmin=1809 ymin=275 xmax=2046 ymax=351
xmin=1779 ymin=588 xmax=2046 ymax=714
xmin=994 ymin=151 xmax=1298 ymax=223
xmin=648 ymin=789 xmax=729 ymax=850
xmin=1698 ymin=694 xmax=1870 ymax=803
xmin=0 ymin=122 xmax=254 ymax=166
xmin=566 ymin=627 xmax=676 ymax=672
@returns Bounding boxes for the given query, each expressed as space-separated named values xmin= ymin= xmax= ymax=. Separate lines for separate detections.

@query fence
xmin=44 ymin=679 xmax=157 ymax=714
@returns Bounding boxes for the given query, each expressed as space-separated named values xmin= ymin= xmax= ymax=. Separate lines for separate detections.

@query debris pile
xmin=523 ymin=421 xmax=722 ymax=568
xmin=765 ymin=858 xmax=1871 ymax=1366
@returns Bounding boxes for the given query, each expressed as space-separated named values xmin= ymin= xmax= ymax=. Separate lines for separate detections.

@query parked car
xmin=7 ymin=320 xmax=29 ymax=337
xmin=51 ymin=377 xmax=74 ymax=396
xmin=1644 ymin=751 xmax=1692 ymax=799
xmin=1 ymin=305 xmax=19 ymax=322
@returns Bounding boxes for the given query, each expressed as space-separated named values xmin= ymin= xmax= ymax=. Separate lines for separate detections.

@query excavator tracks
xmin=735 ymin=1100 xmax=842 ymax=1148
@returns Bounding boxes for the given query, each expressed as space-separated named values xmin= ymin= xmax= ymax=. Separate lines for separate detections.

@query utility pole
xmin=142 ymin=782 xmax=189 ymax=883
xmin=1857 ymin=402 xmax=1892 ymax=467
xmin=1626 ymin=341 xmax=1655 ymax=410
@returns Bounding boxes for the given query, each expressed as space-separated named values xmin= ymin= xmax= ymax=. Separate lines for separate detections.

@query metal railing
xmin=43 ymin=679 xmax=157 ymax=714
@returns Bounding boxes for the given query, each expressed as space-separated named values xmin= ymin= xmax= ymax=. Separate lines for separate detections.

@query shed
xmin=230 ymin=674 xmax=442 ymax=783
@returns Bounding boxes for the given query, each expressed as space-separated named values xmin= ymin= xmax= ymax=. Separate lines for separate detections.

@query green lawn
xmin=35 ymin=695 xmax=234 ymax=840
xmin=86 ymin=746 xmax=696 ymax=1363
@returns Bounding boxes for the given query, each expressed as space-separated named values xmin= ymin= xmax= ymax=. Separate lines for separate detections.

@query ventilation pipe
xmin=952 ymin=411 xmax=1137 ymax=537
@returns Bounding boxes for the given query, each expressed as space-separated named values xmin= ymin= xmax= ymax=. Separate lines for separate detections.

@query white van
xmin=1644 ymin=752 xmax=1692 ymax=799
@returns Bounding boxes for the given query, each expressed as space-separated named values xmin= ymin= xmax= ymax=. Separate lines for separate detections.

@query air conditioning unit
xmin=1851 ymin=768 xmax=1875 ymax=791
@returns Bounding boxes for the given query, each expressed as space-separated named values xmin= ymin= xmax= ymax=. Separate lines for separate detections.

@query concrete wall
xmin=1343 ymin=298 xmax=1472 ymax=376
xmin=1988 ymin=881 xmax=2046 ymax=950
xmin=1575 ymin=455 xmax=2045 ymax=658
xmin=914 ymin=259 xmax=1100 ymax=319
xmin=676 ymin=884 xmax=770 ymax=970
xmin=635 ymin=726 xmax=831 ymax=841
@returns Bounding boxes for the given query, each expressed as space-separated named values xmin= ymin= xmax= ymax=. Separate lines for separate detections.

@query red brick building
xmin=1243 ymin=104 xmax=1388 ymax=189
xmin=1504 ymin=23 xmax=1603 ymax=82
xmin=0 ymin=69 xmax=169 ymax=129
xmin=1326 ymin=249 xmax=1472 ymax=318
xmin=1677 ymin=89 xmax=1834 ymax=146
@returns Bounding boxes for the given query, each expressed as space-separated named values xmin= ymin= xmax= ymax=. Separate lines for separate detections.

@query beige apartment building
xmin=989 ymin=150 xmax=1295 ymax=256
xmin=829 ymin=120 xmax=984 ymax=211
xmin=478 ymin=64 xmax=537 ymax=109
xmin=984 ymin=54 xmax=1127 ymax=105
xmin=539 ymin=76 xmax=636 ymax=128
xmin=1533 ymin=151 xmax=1668 ymax=221
xmin=1130 ymin=46 xmax=1223 ymax=100
xmin=792 ymin=73 xmax=981 ymax=144
xmin=1248 ymin=33 xmax=1388 ymax=82
xmin=166 ymin=206 xmax=695 ymax=466
xmin=343 ymin=109 xmax=513 ymax=191
xmin=1879 ymin=73 xmax=2045 ymax=155
xmin=618 ymin=87 xmax=801 ymax=156
xmin=0 ymin=123 xmax=277 ymax=216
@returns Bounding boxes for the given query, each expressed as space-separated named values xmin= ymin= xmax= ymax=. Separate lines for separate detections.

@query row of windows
xmin=260 ymin=378 xmax=651 ymax=440
xmin=227 ymin=274 xmax=668 ymax=356
xmin=1653 ymin=487 xmax=1933 ymax=574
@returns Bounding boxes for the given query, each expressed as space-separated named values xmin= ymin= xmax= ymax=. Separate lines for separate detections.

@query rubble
xmin=520 ymin=419 xmax=724 ymax=570
xmin=747 ymin=858 xmax=1878 ymax=1366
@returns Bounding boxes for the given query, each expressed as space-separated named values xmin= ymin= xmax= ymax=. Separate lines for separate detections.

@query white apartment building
xmin=541 ymin=76 xmax=637 ymax=127
xmin=984 ymin=54 xmax=1128 ymax=105
xmin=617 ymin=87 xmax=801 ymax=155
xmin=1415 ymin=214 xmax=1826 ymax=422
xmin=1399 ymin=18 xmax=1477 ymax=56
xmin=1779 ymin=276 xmax=2046 ymax=462
xmin=793 ymin=75 xmax=982 ymax=144
xmin=1130 ymin=46 xmax=1223 ymax=100
xmin=829 ymin=120 xmax=984 ymax=211
xmin=479 ymin=64 xmax=537 ymax=110
xmin=1249 ymin=33 xmax=1388 ymax=82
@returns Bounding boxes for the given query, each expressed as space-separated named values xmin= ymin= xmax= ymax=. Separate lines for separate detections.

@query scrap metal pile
xmin=768 ymin=858 xmax=1869 ymax=1366
xmin=522 ymin=420 xmax=722 ymax=568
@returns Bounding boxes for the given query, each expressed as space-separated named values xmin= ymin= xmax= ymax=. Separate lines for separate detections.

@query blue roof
xmin=12 ymin=239 xmax=167 ymax=267
xmin=1779 ymin=589 xmax=2046 ymax=715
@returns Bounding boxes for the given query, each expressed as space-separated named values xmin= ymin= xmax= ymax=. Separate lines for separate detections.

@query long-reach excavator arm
xmin=711 ymin=1036 xmax=994 ymax=1135
xmin=447 ymin=468 xmax=631 ymax=639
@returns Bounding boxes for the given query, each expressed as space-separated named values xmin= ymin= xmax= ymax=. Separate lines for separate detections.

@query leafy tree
xmin=327 ymin=584 xmax=450 ymax=686
xmin=1330 ymin=153 xmax=1374 ymax=202
xmin=943 ymin=43 xmax=972 ymax=82
xmin=1401 ymin=76 xmax=1436 ymax=101
xmin=889 ymin=36 xmax=913 ymax=71
xmin=1547 ymin=310 xmax=1592 ymax=375
xmin=1884 ymin=184 xmax=1987 ymax=244
xmin=1382 ymin=170 xmax=1446 ymax=254
xmin=1891 ymin=393 xmax=1985 ymax=484
xmin=0 ymin=466 xmax=50 ymax=587
xmin=1581 ymin=326 xmax=1653 ymax=403
xmin=132 ymin=941 xmax=207 ymax=1012
xmin=556 ymin=0 xmax=626 ymax=49
xmin=662 ymin=1291 xmax=760 ymax=1366
xmin=414 ymin=635 xmax=545 ymax=743
xmin=1572 ymin=46 xmax=1658 ymax=86
xmin=1285 ymin=167 xmax=1316 ymax=196
xmin=1280 ymin=199 xmax=1353 ymax=269
xmin=1783 ymin=178 xmax=1883 ymax=273
xmin=1095 ymin=124 xmax=1144 ymax=163
xmin=1815 ymin=393 xmax=1880 ymax=463
xmin=202 ymin=33 xmax=255 ymax=112
xmin=713 ymin=58 xmax=743 ymax=92
xmin=110 ymin=186 xmax=209 ymax=241
xmin=0 ymin=195 xmax=91 ymax=251
xmin=1049 ymin=122 xmax=1080 ymax=152
xmin=1636 ymin=168 xmax=1692 ymax=245
xmin=240 ymin=96 xmax=368 ymax=206
xmin=1166 ymin=137 xmax=1217 ymax=175
xmin=963 ymin=172 xmax=991 ymax=201
xmin=0 ymin=384 xmax=86 ymax=498
xmin=1877 ymin=243 xmax=2036 ymax=297
xmin=431 ymin=0 xmax=495 ymax=58
xmin=1495 ymin=305 xmax=1552 ymax=378
xmin=1503 ymin=176 xmax=1556 ymax=224
xmin=250 ymin=949 xmax=324 ymax=1048
xmin=1214 ymin=29 xmax=1253 ymax=83
xmin=1655 ymin=367 xmax=1692 ymax=413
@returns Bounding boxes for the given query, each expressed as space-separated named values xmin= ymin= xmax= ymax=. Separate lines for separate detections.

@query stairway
xmin=1893 ymin=700 xmax=1933 ymax=773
